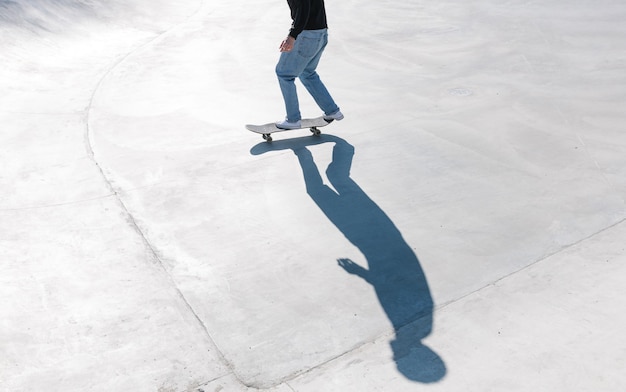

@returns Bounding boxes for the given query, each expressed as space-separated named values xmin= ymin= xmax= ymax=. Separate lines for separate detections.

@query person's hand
xmin=279 ymin=36 xmax=296 ymax=52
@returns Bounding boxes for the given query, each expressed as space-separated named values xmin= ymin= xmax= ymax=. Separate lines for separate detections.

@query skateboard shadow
xmin=250 ymin=135 xmax=446 ymax=383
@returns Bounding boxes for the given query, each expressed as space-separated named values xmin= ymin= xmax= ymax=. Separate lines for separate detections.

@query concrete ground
xmin=2 ymin=0 xmax=625 ymax=391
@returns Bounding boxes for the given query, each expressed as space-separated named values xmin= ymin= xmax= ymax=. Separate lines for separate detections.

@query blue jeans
xmin=276 ymin=29 xmax=340 ymax=122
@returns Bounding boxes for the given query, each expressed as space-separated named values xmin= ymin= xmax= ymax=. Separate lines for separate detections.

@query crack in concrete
xmin=82 ymin=0 xmax=241 ymax=386
xmin=275 ymin=217 xmax=626 ymax=389
xmin=80 ymin=1 xmax=626 ymax=389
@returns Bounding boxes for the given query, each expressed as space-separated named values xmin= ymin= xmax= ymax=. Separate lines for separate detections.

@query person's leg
xmin=298 ymin=30 xmax=341 ymax=116
xmin=276 ymin=51 xmax=303 ymax=123
xmin=276 ymin=33 xmax=320 ymax=123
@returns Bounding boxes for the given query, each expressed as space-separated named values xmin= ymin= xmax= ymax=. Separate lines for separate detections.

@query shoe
xmin=324 ymin=110 xmax=344 ymax=121
xmin=276 ymin=118 xmax=301 ymax=130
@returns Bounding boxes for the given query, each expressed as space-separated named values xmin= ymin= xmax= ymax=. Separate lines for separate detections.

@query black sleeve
xmin=289 ymin=0 xmax=310 ymax=39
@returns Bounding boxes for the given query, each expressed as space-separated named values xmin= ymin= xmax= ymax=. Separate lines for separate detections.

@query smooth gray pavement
xmin=2 ymin=1 xmax=625 ymax=391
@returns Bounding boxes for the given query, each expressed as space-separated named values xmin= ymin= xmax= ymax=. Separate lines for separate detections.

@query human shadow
xmin=251 ymin=135 xmax=446 ymax=382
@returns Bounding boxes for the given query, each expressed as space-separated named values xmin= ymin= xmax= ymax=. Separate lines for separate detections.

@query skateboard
xmin=246 ymin=116 xmax=333 ymax=142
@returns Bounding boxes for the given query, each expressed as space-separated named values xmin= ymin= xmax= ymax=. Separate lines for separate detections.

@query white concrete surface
xmin=2 ymin=0 xmax=625 ymax=391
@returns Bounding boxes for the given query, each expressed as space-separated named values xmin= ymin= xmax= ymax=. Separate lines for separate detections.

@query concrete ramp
xmin=2 ymin=0 xmax=625 ymax=391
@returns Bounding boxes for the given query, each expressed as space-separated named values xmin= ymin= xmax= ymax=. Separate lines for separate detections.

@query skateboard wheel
xmin=310 ymin=127 xmax=321 ymax=136
xmin=262 ymin=134 xmax=273 ymax=142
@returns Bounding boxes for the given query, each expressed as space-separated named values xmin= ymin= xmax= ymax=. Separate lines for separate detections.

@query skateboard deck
xmin=246 ymin=116 xmax=333 ymax=142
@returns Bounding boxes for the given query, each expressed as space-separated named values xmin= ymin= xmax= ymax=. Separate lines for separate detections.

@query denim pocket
xmin=297 ymin=37 xmax=319 ymax=58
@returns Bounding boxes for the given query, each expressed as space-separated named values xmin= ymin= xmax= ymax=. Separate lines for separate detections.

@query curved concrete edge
xmin=3 ymin=0 xmax=626 ymax=391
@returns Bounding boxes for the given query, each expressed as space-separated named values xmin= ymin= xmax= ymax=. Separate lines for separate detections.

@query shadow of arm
xmin=337 ymin=258 xmax=371 ymax=284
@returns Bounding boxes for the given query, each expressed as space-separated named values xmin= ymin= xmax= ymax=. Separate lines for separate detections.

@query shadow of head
xmin=390 ymin=324 xmax=447 ymax=383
